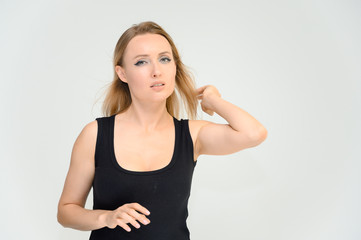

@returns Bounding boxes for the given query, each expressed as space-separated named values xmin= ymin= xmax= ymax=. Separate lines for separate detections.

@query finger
xmin=196 ymin=86 xmax=206 ymax=93
xmin=129 ymin=209 xmax=151 ymax=225
xmin=117 ymin=219 xmax=132 ymax=232
xmin=130 ymin=203 xmax=151 ymax=216
xmin=122 ymin=213 xmax=141 ymax=229
xmin=196 ymin=85 xmax=207 ymax=93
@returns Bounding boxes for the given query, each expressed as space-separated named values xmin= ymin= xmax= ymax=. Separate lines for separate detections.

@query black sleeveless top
xmin=89 ymin=114 xmax=197 ymax=240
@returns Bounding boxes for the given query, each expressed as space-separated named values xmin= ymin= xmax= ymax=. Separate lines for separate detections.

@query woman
xmin=57 ymin=21 xmax=267 ymax=239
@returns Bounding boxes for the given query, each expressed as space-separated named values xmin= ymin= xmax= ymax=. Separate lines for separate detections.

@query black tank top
xmin=89 ymin=114 xmax=197 ymax=240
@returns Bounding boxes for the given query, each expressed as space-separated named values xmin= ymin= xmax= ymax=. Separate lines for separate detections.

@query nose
xmin=151 ymin=62 xmax=161 ymax=78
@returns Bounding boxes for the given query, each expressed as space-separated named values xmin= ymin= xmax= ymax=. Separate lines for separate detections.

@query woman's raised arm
xmin=195 ymin=85 xmax=268 ymax=157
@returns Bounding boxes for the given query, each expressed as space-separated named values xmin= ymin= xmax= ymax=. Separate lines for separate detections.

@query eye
xmin=134 ymin=60 xmax=147 ymax=66
xmin=160 ymin=57 xmax=171 ymax=63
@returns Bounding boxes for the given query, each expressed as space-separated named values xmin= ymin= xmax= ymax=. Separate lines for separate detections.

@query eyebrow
xmin=133 ymin=51 xmax=172 ymax=60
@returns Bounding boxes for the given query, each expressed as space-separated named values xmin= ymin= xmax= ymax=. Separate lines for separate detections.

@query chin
xmin=151 ymin=90 xmax=174 ymax=102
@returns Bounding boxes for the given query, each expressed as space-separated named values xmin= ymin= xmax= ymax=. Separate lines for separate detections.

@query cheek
xmin=173 ymin=65 xmax=177 ymax=76
xmin=127 ymin=69 xmax=149 ymax=87
xmin=169 ymin=67 xmax=177 ymax=89
xmin=169 ymin=64 xmax=177 ymax=79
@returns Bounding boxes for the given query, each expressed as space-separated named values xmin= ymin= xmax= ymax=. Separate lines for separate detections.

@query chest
xmin=113 ymin=128 xmax=176 ymax=172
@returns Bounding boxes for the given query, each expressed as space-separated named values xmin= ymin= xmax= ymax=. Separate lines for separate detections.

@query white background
xmin=1 ymin=0 xmax=360 ymax=239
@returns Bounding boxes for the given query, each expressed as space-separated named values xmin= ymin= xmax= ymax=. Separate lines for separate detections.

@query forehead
xmin=124 ymin=33 xmax=172 ymax=58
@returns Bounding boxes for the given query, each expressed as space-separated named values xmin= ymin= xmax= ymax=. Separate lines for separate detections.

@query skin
xmin=57 ymin=33 xmax=268 ymax=233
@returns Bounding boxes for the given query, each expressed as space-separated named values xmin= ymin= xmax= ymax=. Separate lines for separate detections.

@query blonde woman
xmin=57 ymin=21 xmax=267 ymax=240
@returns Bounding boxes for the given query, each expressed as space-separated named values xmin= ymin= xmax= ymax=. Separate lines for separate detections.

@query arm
xmin=195 ymin=85 xmax=268 ymax=156
xmin=57 ymin=120 xmax=109 ymax=231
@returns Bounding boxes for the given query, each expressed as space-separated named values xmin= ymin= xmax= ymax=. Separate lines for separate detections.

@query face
xmin=115 ymin=33 xmax=176 ymax=103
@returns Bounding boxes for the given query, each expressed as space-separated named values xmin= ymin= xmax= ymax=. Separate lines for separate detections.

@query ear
xmin=115 ymin=65 xmax=127 ymax=83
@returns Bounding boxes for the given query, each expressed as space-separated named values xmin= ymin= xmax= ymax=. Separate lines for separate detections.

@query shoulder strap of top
xmin=180 ymin=119 xmax=197 ymax=167
xmin=94 ymin=116 xmax=112 ymax=168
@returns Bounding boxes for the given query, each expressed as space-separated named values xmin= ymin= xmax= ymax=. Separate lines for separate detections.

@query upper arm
xmin=57 ymin=120 xmax=98 ymax=209
xmin=195 ymin=120 xmax=266 ymax=157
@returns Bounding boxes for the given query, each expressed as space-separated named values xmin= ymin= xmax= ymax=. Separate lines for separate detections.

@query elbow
xmin=259 ymin=127 xmax=268 ymax=141
xmin=57 ymin=209 xmax=65 ymax=227
xmin=250 ymin=127 xmax=268 ymax=145
xmin=57 ymin=204 xmax=68 ymax=228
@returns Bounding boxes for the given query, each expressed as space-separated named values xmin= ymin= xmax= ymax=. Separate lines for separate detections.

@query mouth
xmin=150 ymin=83 xmax=165 ymax=88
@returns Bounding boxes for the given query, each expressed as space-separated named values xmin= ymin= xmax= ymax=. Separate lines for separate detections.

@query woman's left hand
xmin=196 ymin=85 xmax=221 ymax=116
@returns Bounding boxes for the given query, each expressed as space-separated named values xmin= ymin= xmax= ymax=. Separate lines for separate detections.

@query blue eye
xmin=135 ymin=60 xmax=147 ymax=66
xmin=160 ymin=57 xmax=171 ymax=63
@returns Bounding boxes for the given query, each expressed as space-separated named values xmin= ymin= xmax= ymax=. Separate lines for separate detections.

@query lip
xmin=150 ymin=81 xmax=165 ymax=88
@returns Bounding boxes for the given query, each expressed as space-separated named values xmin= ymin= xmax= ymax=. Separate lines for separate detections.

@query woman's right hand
xmin=103 ymin=203 xmax=151 ymax=232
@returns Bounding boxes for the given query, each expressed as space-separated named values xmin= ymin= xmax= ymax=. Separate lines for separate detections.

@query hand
xmin=103 ymin=203 xmax=151 ymax=232
xmin=196 ymin=85 xmax=221 ymax=116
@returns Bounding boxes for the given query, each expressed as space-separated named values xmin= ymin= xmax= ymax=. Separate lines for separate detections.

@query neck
xmin=121 ymin=100 xmax=172 ymax=132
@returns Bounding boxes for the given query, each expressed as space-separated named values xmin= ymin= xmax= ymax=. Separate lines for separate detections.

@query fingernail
xmin=143 ymin=219 xmax=149 ymax=224
xmin=136 ymin=224 xmax=140 ymax=228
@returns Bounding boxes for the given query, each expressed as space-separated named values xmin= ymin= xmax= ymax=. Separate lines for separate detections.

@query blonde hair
xmin=98 ymin=21 xmax=199 ymax=120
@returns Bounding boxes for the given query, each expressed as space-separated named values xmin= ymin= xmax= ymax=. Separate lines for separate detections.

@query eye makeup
xmin=134 ymin=57 xmax=172 ymax=66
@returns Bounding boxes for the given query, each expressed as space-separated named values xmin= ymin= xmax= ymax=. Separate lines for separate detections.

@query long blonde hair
xmin=98 ymin=21 xmax=199 ymax=120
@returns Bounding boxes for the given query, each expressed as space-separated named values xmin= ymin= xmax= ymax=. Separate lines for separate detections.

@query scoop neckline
xmin=109 ymin=114 xmax=178 ymax=175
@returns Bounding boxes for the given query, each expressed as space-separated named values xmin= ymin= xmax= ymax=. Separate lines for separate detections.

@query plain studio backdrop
xmin=1 ymin=0 xmax=360 ymax=239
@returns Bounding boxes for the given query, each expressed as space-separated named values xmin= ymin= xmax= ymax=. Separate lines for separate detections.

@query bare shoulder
xmin=76 ymin=120 xmax=98 ymax=151
xmin=84 ymin=119 xmax=98 ymax=136
xmin=188 ymin=119 xmax=214 ymax=142
xmin=188 ymin=119 xmax=212 ymax=133
xmin=75 ymin=119 xmax=99 ymax=163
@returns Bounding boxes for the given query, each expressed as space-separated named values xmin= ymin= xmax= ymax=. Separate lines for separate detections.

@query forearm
xmin=209 ymin=96 xmax=267 ymax=138
xmin=57 ymin=203 xmax=109 ymax=231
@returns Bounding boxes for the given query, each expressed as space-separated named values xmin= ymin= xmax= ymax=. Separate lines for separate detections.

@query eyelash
xmin=134 ymin=57 xmax=171 ymax=66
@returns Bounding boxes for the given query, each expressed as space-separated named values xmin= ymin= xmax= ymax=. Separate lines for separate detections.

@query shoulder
xmin=188 ymin=118 xmax=211 ymax=130
xmin=81 ymin=115 xmax=115 ymax=141
xmin=74 ymin=119 xmax=98 ymax=150
xmin=83 ymin=114 xmax=115 ymax=139
xmin=88 ymin=115 xmax=114 ymax=133
xmin=187 ymin=119 xmax=213 ymax=139
xmin=186 ymin=119 xmax=213 ymax=157
xmin=188 ymin=119 xmax=213 ymax=127
xmin=83 ymin=119 xmax=98 ymax=135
